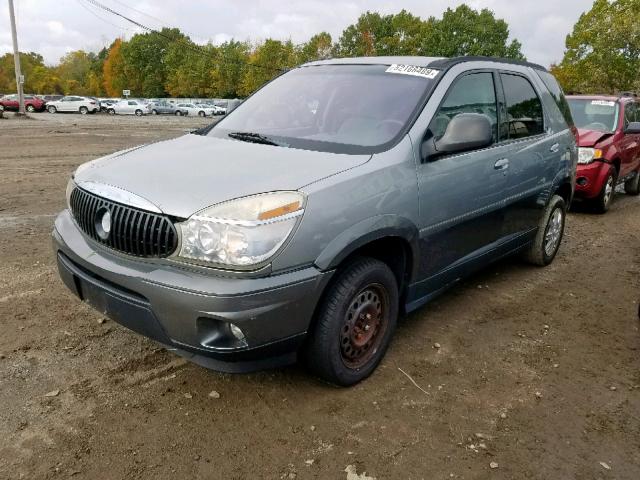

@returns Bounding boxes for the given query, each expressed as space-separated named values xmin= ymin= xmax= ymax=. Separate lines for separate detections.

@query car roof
xmin=302 ymin=55 xmax=547 ymax=71
xmin=567 ymin=94 xmax=635 ymax=103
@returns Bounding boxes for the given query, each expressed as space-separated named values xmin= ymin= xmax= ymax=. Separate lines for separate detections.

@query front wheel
xmin=48 ymin=106 xmax=57 ymax=114
xmin=198 ymin=110 xmax=205 ymax=117
xmin=624 ymin=171 xmax=640 ymax=195
xmin=175 ymin=110 xmax=182 ymax=116
xmin=135 ymin=109 xmax=143 ymax=116
xmin=107 ymin=108 xmax=115 ymax=115
xmin=26 ymin=104 xmax=35 ymax=112
xmin=523 ymin=194 xmax=566 ymax=266
xmin=305 ymin=257 xmax=398 ymax=386
xmin=591 ymin=168 xmax=617 ymax=213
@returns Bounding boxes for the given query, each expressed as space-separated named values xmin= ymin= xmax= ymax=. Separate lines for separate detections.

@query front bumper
xmin=574 ymin=161 xmax=612 ymax=199
xmin=53 ymin=210 xmax=332 ymax=372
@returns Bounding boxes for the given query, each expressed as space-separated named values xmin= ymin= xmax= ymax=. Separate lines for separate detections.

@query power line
xmin=108 ymin=0 xmax=172 ymax=29
xmin=75 ymin=0 xmax=136 ymax=32
xmin=82 ymin=0 xmax=285 ymax=73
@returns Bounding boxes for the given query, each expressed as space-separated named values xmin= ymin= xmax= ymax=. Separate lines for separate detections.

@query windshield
xmin=567 ymin=99 xmax=619 ymax=133
xmin=209 ymin=64 xmax=437 ymax=154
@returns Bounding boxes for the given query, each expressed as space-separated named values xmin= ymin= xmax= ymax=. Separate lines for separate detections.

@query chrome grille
xmin=69 ymin=187 xmax=178 ymax=258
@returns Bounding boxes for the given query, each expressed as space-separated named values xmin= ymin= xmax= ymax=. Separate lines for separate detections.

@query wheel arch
xmin=313 ymin=215 xmax=420 ymax=304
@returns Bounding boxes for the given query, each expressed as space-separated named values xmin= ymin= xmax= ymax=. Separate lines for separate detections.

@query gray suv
xmin=53 ymin=56 xmax=577 ymax=385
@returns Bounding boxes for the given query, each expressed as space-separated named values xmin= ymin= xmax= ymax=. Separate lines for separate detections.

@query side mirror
xmin=624 ymin=121 xmax=640 ymax=134
xmin=421 ymin=113 xmax=493 ymax=161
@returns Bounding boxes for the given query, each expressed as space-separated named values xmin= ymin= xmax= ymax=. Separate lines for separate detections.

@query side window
xmin=500 ymin=74 xmax=545 ymax=139
xmin=429 ymin=72 xmax=498 ymax=144
xmin=624 ymin=102 xmax=637 ymax=127
xmin=536 ymin=71 xmax=574 ymax=128
xmin=128 ymin=101 xmax=137 ymax=106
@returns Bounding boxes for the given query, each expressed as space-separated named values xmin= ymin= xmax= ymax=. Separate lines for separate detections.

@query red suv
xmin=567 ymin=94 xmax=640 ymax=212
xmin=0 ymin=94 xmax=46 ymax=113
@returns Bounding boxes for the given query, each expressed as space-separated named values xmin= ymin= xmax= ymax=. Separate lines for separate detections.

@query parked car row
xmin=0 ymin=94 xmax=229 ymax=117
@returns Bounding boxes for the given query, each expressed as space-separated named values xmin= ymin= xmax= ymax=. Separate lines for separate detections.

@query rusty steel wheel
xmin=340 ymin=284 xmax=389 ymax=369
xmin=305 ymin=257 xmax=398 ymax=386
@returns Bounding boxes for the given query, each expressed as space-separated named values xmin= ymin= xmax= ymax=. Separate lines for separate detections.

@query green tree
xmin=552 ymin=0 xmax=640 ymax=93
xmin=120 ymin=28 xmax=188 ymax=97
xmin=165 ymin=42 xmax=217 ymax=97
xmin=419 ymin=5 xmax=524 ymax=59
xmin=239 ymin=39 xmax=296 ymax=96
xmin=211 ymin=40 xmax=251 ymax=98
xmin=297 ymin=32 xmax=333 ymax=64
xmin=57 ymin=50 xmax=92 ymax=94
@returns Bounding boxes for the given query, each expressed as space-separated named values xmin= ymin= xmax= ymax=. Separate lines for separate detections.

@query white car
xmin=46 ymin=96 xmax=99 ymax=114
xmin=176 ymin=103 xmax=211 ymax=117
xmin=108 ymin=100 xmax=150 ymax=116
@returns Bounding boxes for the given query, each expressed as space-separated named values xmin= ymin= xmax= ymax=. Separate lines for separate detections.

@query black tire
xmin=523 ymin=194 xmax=566 ymax=266
xmin=624 ymin=171 xmax=640 ymax=195
xmin=107 ymin=108 xmax=115 ymax=115
xmin=135 ymin=109 xmax=143 ymax=116
xmin=305 ymin=257 xmax=398 ymax=386
xmin=79 ymin=106 xmax=88 ymax=115
xmin=198 ymin=110 xmax=205 ymax=117
xmin=175 ymin=110 xmax=182 ymax=116
xmin=48 ymin=106 xmax=57 ymax=114
xmin=151 ymin=109 xmax=158 ymax=115
xmin=26 ymin=104 xmax=35 ymax=112
xmin=591 ymin=167 xmax=617 ymax=213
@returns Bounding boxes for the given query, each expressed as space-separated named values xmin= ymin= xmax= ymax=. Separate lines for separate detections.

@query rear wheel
xmin=79 ymin=106 xmax=88 ymax=115
xmin=26 ymin=104 xmax=35 ymax=112
xmin=591 ymin=168 xmax=616 ymax=213
xmin=198 ymin=110 xmax=205 ymax=117
xmin=624 ymin=171 xmax=640 ymax=195
xmin=135 ymin=109 xmax=143 ymax=116
xmin=47 ymin=106 xmax=57 ymax=114
xmin=523 ymin=195 xmax=566 ymax=266
xmin=151 ymin=109 xmax=158 ymax=115
xmin=107 ymin=108 xmax=115 ymax=115
xmin=175 ymin=110 xmax=182 ymax=116
xmin=305 ymin=257 xmax=398 ymax=386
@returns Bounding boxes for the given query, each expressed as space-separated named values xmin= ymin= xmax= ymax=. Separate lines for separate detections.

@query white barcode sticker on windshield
xmin=591 ymin=100 xmax=615 ymax=106
xmin=386 ymin=64 xmax=439 ymax=79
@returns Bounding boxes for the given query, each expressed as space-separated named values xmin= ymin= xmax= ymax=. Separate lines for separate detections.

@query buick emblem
xmin=95 ymin=207 xmax=112 ymax=240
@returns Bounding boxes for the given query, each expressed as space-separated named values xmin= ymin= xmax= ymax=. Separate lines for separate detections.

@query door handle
xmin=494 ymin=158 xmax=510 ymax=170
xmin=550 ymin=143 xmax=560 ymax=153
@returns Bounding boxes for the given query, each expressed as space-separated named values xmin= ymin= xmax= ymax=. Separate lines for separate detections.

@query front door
xmin=415 ymin=70 xmax=509 ymax=289
xmin=619 ymin=101 xmax=640 ymax=177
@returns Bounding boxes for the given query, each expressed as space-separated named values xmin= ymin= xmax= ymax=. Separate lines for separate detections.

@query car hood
xmin=74 ymin=134 xmax=370 ymax=218
xmin=576 ymin=128 xmax=614 ymax=147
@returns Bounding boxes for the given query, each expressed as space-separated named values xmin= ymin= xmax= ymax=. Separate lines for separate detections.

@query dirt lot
xmin=0 ymin=112 xmax=639 ymax=480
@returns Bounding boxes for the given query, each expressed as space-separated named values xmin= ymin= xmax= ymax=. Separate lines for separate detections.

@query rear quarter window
xmin=536 ymin=71 xmax=574 ymax=129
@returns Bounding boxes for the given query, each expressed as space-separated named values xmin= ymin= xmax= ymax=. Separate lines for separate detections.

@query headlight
xmin=66 ymin=177 xmax=76 ymax=209
xmin=176 ymin=192 xmax=305 ymax=268
xmin=577 ymin=147 xmax=602 ymax=165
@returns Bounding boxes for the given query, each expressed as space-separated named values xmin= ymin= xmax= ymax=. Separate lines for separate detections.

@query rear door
xmin=498 ymin=71 xmax=566 ymax=238
xmin=416 ymin=70 xmax=510 ymax=280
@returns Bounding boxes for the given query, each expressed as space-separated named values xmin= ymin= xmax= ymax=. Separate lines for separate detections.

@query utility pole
xmin=8 ymin=0 xmax=25 ymax=115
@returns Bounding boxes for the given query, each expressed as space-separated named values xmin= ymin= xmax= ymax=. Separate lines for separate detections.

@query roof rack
xmin=429 ymin=56 xmax=547 ymax=72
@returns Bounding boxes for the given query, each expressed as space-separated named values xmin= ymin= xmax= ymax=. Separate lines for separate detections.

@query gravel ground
xmin=1 ymin=112 xmax=639 ymax=480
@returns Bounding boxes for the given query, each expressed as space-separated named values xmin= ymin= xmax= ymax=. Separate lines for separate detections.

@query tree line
xmin=0 ymin=1 xmax=638 ymax=98
xmin=0 ymin=5 xmax=523 ymax=98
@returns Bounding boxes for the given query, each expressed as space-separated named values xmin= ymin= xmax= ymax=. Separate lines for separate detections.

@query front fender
xmin=314 ymin=214 xmax=420 ymax=280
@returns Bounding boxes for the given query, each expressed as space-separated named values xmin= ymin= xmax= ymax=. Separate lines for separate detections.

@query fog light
xmin=229 ymin=323 xmax=245 ymax=341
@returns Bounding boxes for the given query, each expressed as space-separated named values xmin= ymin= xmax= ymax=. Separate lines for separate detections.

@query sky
xmin=0 ymin=0 xmax=593 ymax=67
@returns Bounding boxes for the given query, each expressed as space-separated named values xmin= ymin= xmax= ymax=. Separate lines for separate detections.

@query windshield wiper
xmin=228 ymin=131 xmax=288 ymax=147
